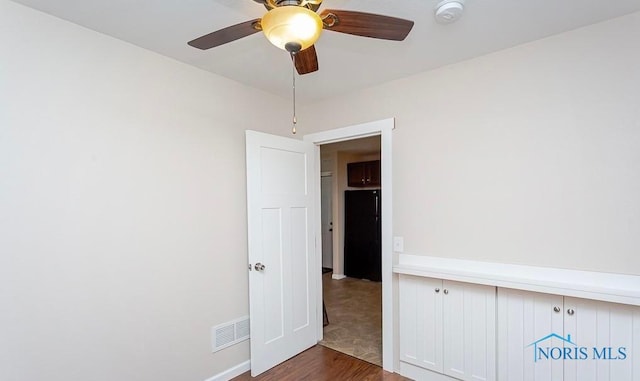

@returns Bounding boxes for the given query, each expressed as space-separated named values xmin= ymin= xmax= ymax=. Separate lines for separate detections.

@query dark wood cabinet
xmin=347 ymin=160 xmax=380 ymax=187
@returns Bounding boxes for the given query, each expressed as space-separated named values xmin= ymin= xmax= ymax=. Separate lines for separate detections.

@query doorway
xmin=316 ymin=136 xmax=383 ymax=365
xmin=304 ymin=117 xmax=395 ymax=371
xmin=244 ymin=119 xmax=394 ymax=376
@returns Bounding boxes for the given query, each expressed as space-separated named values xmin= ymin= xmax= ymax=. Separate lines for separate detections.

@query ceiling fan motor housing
xmin=261 ymin=5 xmax=323 ymax=51
xmin=257 ymin=0 xmax=321 ymax=10
xmin=277 ymin=0 xmax=300 ymax=5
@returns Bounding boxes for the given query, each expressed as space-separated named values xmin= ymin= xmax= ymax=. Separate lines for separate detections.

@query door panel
xmin=260 ymin=208 xmax=284 ymax=344
xmin=246 ymin=131 xmax=317 ymax=376
xmin=259 ymin=147 xmax=307 ymax=195
xmin=291 ymin=207 xmax=310 ymax=331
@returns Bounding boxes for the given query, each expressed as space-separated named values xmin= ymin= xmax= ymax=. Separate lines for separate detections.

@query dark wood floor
xmin=231 ymin=345 xmax=409 ymax=381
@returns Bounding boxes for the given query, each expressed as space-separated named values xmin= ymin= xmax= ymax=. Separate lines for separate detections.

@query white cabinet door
xmin=497 ymin=288 xmax=564 ymax=381
xmin=399 ymin=275 xmax=497 ymax=381
xmin=399 ymin=274 xmax=443 ymax=373
xmin=563 ymin=297 xmax=640 ymax=381
xmin=443 ymin=280 xmax=496 ymax=381
xmin=497 ymin=289 xmax=640 ymax=381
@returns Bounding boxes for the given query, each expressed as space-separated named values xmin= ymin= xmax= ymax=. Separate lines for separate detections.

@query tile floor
xmin=319 ymin=272 xmax=382 ymax=366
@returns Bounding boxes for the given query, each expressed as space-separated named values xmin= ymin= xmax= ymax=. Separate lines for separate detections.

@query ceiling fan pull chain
xmin=292 ymin=52 xmax=297 ymax=134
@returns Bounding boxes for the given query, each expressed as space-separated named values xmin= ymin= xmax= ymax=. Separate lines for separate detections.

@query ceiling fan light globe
xmin=261 ymin=6 xmax=323 ymax=51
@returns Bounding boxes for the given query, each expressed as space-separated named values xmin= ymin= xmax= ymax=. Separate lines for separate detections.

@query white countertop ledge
xmin=394 ymin=254 xmax=640 ymax=306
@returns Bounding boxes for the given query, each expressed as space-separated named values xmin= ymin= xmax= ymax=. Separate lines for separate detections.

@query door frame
xmin=304 ymin=118 xmax=395 ymax=371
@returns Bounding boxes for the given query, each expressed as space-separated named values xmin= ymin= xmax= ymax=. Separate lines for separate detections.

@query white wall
xmin=2 ymin=1 xmax=639 ymax=379
xmin=301 ymin=12 xmax=640 ymax=276
xmin=0 ymin=1 xmax=288 ymax=380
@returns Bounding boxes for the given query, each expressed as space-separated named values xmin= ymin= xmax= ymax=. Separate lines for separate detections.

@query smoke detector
xmin=434 ymin=0 xmax=465 ymax=24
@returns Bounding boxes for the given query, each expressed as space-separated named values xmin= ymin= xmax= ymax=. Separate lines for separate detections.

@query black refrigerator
xmin=344 ymin=190 xmax=381 ymax=282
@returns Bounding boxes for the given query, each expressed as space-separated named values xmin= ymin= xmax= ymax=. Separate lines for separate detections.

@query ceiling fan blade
xmin=320 ymin=9 xmax=414 ymax=41
xmin=188 ymin=19 xmax=261 ymax=50
xmin=291 ymin=45 xmax=319 ymax=75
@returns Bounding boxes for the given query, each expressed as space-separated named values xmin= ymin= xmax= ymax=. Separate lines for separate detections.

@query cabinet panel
xmin=443 ymin=280 xmax=496 ymax=381
xmin=347 ymin=160 xmax=380 ymax=187
xmin=563 ymin=297 xmax=640 ymax=381
xmin=497 ymin=288 xmax=564 ymax=381
xmin=347 ymin=162 xmax=366 ymax=187
xmin=366 ymin=160 xmax=380 ymax=186
xmin=399 ymin=274 xmax=443 ymax=373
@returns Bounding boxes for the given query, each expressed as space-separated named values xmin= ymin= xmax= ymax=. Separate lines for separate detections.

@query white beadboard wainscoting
xmin=394 ymin=255 xmax=640 ymax=381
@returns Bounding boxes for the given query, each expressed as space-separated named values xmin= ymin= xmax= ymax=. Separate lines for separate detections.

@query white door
xmin=245 ymin=130 xmax=318 ymax=376
xmin=320 ymin=175 xmax=333 ymax=269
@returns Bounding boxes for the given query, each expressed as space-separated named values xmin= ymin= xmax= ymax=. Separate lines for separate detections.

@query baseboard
xmin=331 ymin=273 xmax=346 ymax=280
xmin=204 ymin=360 xmax=250 ymax=381
xmin=399 ymin=361 xmax=457 ymax=381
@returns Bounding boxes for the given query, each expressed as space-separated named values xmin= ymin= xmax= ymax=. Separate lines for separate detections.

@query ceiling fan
xmin=188 ymin=0 xmax=414 ymax=75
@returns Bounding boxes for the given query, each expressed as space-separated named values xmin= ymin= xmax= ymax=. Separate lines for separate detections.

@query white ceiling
xmin=11 ymin=0 xmax=640 ymax=104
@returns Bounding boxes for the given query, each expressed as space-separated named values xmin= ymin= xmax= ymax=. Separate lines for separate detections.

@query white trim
xmin=304 ymin=117 xmax=395 ymax=372
xmin=305 ymin=118 xmax=395 ymax=145
xmin=399 ymin=361 xmax=458 ymax=381
xmin=308 ymin=136 xmax=325 ymax=344
xmin=331 ymin=273 xmax=346 ymax=280
xmin=394 ymin=254 xmax=640 ymax=306
xmin=204 ymin=360 xmax=251 ymax=381
xmin=379 ymin=122 xmax=394 ymax=371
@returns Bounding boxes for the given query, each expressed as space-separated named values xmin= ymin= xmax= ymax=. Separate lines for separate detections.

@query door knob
xmin=553 ymin=306 xmax=561 ymax=313
xmin=435 ymin=288 xmax=440 ymax=293
xmin=443 ymin=289 xmax=449 ymax=295
xmin=567 ymin=308 xmax=575 ymax=316
xmin=254 ymin=263 xmax=266 ymax=271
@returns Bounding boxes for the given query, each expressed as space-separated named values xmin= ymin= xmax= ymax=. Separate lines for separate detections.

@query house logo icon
xmin=527 ymin=333 xmax=577 ymax=363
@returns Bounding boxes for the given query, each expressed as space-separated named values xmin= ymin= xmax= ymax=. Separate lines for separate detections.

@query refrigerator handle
xmin=374 ymin=192 xmax=379 ymax=220
xmin=374 ymin=193 xmax=380 ymax=242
